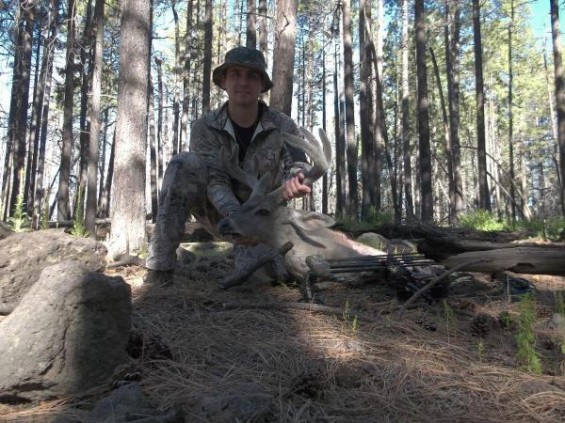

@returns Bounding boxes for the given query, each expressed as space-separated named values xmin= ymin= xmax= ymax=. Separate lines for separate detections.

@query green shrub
xmin=8 ymin=191 xmax=30 ymax=232
xmin=70 ymin=188 xmax=90 ymax=238
xmin=516 ymin=294 xmax=542 ymax=374
xmin=459 ymin=210 xmax=508 ymax=232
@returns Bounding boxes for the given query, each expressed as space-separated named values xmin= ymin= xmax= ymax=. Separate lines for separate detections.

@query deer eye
xmin=255 ymin=209 xmax=271 ymax=217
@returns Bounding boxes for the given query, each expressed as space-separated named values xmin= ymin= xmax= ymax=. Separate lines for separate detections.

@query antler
xmin=219 ymin=145 xmax=261 ymax=190
xmin=266 ymin=128 xmax=332 ymax=201
xmin=220 ymin=128 xmax=332 ymax=204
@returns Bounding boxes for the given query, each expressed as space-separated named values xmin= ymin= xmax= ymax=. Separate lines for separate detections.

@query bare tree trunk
xmin=85 ymin=0 xmax=105 ymax=234
xmin=270 ymin=0 xmax=298 ymax=115
xmin=97 ymin=108 xmax=109 ymax=217
xmin=333 ymin=12 xmax=345 ymax=217
xmin=181 ymin=0 xmax=193 ymax=149
xmin=201 ymin=0 xmax=213 ymax=113
xmin=108 ymin=0 xmax=150 ymax=259
xmin=33 ymin=0 xmax=59 ymax=228
xmin=342 ymin=0 xmax=358 ymax=218
xmin=415 ymin=0 xmax=433 ymax=222
xmin=57 ymin=0 xmax=76 ymax=221
xmin=172 ymin=0 xmax=181 ymax=155
xmin=99 ymin=129 xmax=115 ymax=218
xmin=507 ymin=0 xmax=516 ymax=223
xmin=258 ymin=0 xmax=268 ymax=57
xmin=78 ymin=0 xmax=93 ymax=200
xmin=247 ymin=0 xmax=256 ymax=48
xmin=6 ymin=1 xmax=34 ymax=218
xmin=359 ymin=0 xmax=374 ymax=220
xmin=445 ymin=0 xmax=463 ymax=223
xmin=401 ymin=0 xmax=414 ymax=221
xmin=550 ymin=0 xmax=565 ymax=216
xmin=25 ymin=29 xmax=42 ymax=215
xmin=472 ymin=0 xmax=491 ymax=211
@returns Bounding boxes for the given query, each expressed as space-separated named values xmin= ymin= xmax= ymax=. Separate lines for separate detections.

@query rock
xmin=85 ymin=382 xmax=183 ymax=423
xmin=0 ymin=221 xmax=13 ymax=240
xmin=356 ymin=232 xmax=390 ymax=251
xmin=190 ymin=383 xmax=273 ymax=423
xmin=0 ymin=229 xmax=107 ymax=306
xmin=0 ymin=261 xmax=131 ymax=402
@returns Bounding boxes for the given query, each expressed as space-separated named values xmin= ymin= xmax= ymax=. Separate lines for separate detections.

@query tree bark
xmin=415 ymin=0 xmax=433 ymax=222
xmin=342 ymin=0 xmax=358 ymax=218
xmin=5 ymin=1 xmax=34 ymax=219
xmin=401 ymin=0 xmax=414 ymax=221
xmin=57 ymin=0 xmax=77 ymax=221
xmin=472 ymin=0 xmax=491 ymax=211
xmin=270 ymin=0 xmax=298 ymax=115
xmin=550 ymin=0 xmax=565 ymax=216
xmin=85 ymin=0 xmax=105 ymax=234
xmin=201 ymin=0 xmax=213 ymax=113
xmin=359 ymin=0 xmax=375 ymax=220
xmin=33 ymin=0 xmax=59 ymax=228
xmin=247 ymin=0 xmax=256 ymax=48
xmin=107 ymin=0 xmax=150 ymax=259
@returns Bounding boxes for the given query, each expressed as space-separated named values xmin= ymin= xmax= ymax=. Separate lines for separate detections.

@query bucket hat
xmin=212 ymin=46 xmax=274 ymax=93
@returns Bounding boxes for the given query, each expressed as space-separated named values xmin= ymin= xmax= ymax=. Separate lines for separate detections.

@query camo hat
xmin=213 ymin=46 xmax=274 ymax=93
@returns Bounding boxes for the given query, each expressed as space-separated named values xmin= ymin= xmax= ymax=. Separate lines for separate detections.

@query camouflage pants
xmin=146 ymin=153 xmax=278 ymax=277
xmin=146 ymin=152 xmax=220 ymax=271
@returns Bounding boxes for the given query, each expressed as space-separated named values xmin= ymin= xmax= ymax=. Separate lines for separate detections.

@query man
xmin=145 ymin=46 xmax=311 ymax=285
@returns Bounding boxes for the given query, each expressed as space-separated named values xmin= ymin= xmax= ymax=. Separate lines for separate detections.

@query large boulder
xmin=0 ymin=229 xmax=107 ymax=306
xmin=0 ymin=261 xmax=131 ymax=402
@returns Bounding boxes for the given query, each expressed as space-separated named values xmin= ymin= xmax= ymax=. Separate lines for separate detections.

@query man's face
xmin=221 ymin=66 xmax=264 ymax=106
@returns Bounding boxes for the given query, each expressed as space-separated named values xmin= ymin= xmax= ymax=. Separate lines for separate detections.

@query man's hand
xmin=282 ymin=173 xmax=311 ymax=201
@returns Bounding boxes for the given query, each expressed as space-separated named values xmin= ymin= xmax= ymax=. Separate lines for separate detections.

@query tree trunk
xmin=25 ymin=28 xmax=42 ymax=215
xmin=550 ymin=0 xmax=565 ymax=216
xmin=85 ymin=0 xmax=105 ymax=234
xmin=247 ymin=0 xmax=256 ymax=48
xmin=401 ymin=0 xmax=414 ymax=221
xmin=181 ymin=0 xmax=193 ymax=149
xmin=333 ymin=14 xmax=345 ymax=217
xmin=172 ymin=0 xmax=181 ymax=155
xmin=6 ymin=1 xmax=34 ymax=218
xmin=270 ymin=0 xmax=298 ymax=115
xmin=342 ymin=0 xmax=358 ymax=218
xmin=107 ymin=0 xmax=150 ymax=259
xmin=359 ymin=0 xmax=375 ymax=220
xmin=445 ymin=0 xmax=464 ymax=223
xmin=415 ymin=0 xmax=433 ymax=222
xmin=472 ymin=0 xmax=491 ymax=211
xmin=78 ymin=0 xmax=93 ymax=201
xmin=202 ymin=0 xmax=213 ymax=113
xmin=57 ymin=0 xmax=77 ymax=221
xmin=33 ymin=0 xmax=59 ymax=228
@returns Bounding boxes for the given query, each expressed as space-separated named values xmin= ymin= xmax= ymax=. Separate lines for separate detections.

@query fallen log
xmin=441 ymin=246 xmax=565 ymax=275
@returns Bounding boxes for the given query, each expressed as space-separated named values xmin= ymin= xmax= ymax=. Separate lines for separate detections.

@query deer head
xmin=217 ymin=128 xmax=333 ymax=247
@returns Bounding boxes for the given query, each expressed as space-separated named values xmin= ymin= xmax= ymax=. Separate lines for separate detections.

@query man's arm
xmin=189 ymin=120 xmax=242 ymax=217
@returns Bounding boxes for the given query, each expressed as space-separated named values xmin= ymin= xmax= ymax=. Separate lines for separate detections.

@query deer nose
xmin=217 ymin=218 xmax=233 ymax=235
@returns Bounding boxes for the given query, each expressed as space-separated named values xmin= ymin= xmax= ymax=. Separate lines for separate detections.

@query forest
xmin=1 ymin=0 xmax=565 ymax=258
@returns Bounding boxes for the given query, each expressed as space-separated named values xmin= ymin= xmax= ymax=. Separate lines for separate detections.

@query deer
xmin=216 ymin=128 xmax=388 ymax=293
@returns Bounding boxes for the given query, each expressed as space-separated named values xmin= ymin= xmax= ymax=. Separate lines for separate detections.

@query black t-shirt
xmin=231 ymin=119 xmax=257 ymax=163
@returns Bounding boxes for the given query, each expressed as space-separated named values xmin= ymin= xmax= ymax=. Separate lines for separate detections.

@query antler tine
xmin=288 ymin=127 xmax=331 ymax=185
xmin=219 ymin=146 xmax=259 ymax=189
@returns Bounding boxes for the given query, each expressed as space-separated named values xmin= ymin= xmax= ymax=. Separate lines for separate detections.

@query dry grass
xmin=1 ymin=243 xmax=564 ymax=422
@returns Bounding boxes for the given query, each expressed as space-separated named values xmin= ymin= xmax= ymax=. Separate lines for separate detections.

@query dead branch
xmin=396 ymin=259 xmax=486 ymax=319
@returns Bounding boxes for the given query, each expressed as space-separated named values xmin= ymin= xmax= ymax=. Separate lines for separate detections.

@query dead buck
xmin=217 ymin=128 xmax=386 ymax=288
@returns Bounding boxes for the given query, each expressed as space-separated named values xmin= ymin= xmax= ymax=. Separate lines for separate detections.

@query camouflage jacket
xmin=189 ymin=101 xmax=306 ymax=217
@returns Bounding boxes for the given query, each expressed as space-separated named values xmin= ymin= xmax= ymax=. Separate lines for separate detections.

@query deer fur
xmin=217 ymin=128 xmax=385 ymax=282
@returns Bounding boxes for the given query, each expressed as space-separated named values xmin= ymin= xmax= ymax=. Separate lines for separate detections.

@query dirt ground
xmin=1 ymin=240 xmax=565 ymax=422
